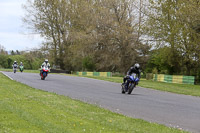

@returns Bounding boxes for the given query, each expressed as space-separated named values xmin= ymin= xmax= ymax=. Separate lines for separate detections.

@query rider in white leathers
xmin=40 ymin=59 xmax=50 ymax=75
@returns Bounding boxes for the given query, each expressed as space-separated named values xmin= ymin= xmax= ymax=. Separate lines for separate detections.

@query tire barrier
xmin=153 ymin=74 xmax=194 ymax=85
xmin=77 ymin=72 xmax=112 ymax=77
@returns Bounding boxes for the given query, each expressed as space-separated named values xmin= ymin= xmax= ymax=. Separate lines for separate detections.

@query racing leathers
xmin=40 ymin=62 xmax=50 ymax=74
xmin=12 ymin=62 xmax=18 ymax=70
xmin=41 ymin=62 xmax=50 ymax=69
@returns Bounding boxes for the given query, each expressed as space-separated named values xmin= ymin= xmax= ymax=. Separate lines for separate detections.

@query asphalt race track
xmin=2 ymin=71 xmax=200 ymax=133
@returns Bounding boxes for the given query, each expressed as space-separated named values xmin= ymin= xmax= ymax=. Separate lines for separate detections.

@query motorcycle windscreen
xmin=130 ymin=73 xmax=137 ymax=81
xmin=43 ymin=66 xmax=49 ymax=72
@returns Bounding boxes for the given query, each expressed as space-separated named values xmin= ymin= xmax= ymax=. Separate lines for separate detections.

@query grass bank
xmin=81 ymin=76 xmax=200 ymax=97
xmin=0 ymin=73 xmax=186 ymax=133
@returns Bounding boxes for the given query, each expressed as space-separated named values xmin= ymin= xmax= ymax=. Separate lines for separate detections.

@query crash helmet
xmin=20 ymin=62 xmax=23 ymax=64
xmin=14 ymin=61 xmax=17 ymax=63
xmin=45 ymin=59 xmax=48 ymax=63
xmin=134 ymin=63 xmax=140 ymax=70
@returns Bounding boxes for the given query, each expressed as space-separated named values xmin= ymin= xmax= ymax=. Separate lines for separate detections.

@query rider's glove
xmin=126 ymin=75 xmax=130 ymax=78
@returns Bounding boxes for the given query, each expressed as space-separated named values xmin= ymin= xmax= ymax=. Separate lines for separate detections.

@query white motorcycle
xmin=13 ymin=64 xmax=18 ymax=73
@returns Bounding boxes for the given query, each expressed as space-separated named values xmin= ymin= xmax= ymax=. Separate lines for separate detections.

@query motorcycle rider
xmin=12 ymin=61 xmax=18 ymax=72
xmin=19 ymin=62 xmax=23 ymax=66
xmin=40 ymin=59 xmax=50 ymax=74
xmin=12 ymin=61 xmax=18 ymax=68
xmin=123 ymin=63 xmax=141 ymax=91
xmin=12 ymin=60 xmax=18 ymax=65
xmin=19 ymin=62 xmax=24 ymax=72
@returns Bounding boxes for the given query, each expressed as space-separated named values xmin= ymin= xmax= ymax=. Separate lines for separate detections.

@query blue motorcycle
xmin=122 ymin=74 xmax=139 ymax=94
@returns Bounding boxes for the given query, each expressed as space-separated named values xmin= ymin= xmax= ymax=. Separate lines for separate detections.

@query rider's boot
xmin=121 ymin=82 xmax=125 ymax=86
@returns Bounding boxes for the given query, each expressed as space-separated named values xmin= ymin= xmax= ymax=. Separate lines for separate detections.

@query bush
xmin=146 ymin=73 xmax=153 ymax=80
xmin=0 ymin=55 xmax=8 ymax=68
xmin=82 ymin=56 xmax=95 ymax=71
xmin=112 ymin=72 xmax=124 ymax=77
xmin=0 ymin=54 xmax=43 ymax=70
xmin=152 ymin=68 xmax=158 ymax=74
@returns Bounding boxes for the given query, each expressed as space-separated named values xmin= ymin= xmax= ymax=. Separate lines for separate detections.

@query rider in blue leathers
xmin=123 ymin=63 xmax=141 ymax=91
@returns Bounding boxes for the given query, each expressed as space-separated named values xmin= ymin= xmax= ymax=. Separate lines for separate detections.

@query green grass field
xmin=0 ymin=72 xmax=186 ymax=133
xmin=80 ymin=76 xmax=200 ymax=97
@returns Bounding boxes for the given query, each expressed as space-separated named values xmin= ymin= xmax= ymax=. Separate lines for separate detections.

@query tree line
xmin=145 ymin=0 xmax=200 ymax=79
xmin=0 ymin=48 xmax=44 ymax=70
xmin=22 ymin=0 xmax=200 ymax=78
xmin=23 ymin=0 xmax=149 ymax=74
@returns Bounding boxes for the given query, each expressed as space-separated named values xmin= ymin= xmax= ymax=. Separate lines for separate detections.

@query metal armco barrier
xmin=77 ymin=72 xmax=112 ymax=77
xmin=153 ymin=74 xmax=194 ymax=85
xmin=50 ymin=69 xmax=71 ymax=74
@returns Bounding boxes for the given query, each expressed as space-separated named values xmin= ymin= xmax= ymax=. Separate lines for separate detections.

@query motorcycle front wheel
xmin=128 ymin=83 xmax=135 ymax=94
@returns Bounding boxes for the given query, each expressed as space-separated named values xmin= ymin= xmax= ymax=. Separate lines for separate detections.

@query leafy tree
xmin=0 ymin=44 xmax=7 ymax=55
xmin=11 ymin=50 xmax=15 ymax=55
xmin=23 ymin=0 xmax=70 ymax=70
xmin=82 ymin=56 xmax=95 ymax=71
xmin=144 ymin=0 xmax=200 ymax=75
xmin=23 ymin=0 xmax=144 ymax=73
xmin=7 ymin=57 xmax=13 ymax=68
xmin=0 ymin=55 xmax=8 ymax=68
xmin=16 ymin=50 xmax=20 ymax=55
xmin=145 ymin=47 xmax=181 ymax=74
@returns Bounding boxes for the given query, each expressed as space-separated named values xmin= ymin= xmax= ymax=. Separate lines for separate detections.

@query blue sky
xmin=0 ymin=0 xmax=44 ymax=51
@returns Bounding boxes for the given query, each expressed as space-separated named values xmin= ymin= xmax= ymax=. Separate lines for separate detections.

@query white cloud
xmin=0 ymin=32 xmax=44 ymax=51
xmin=0 ymin=0 xmax=44 ymax=51
xmin=0 ymin=2 xmax=23 ymax=17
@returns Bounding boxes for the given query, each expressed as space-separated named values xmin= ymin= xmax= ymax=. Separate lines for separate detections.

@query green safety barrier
xmin=153 ymin=74 xmax=194 ymax=85
xmin=77 ymin=72 xmax=112 ymax=77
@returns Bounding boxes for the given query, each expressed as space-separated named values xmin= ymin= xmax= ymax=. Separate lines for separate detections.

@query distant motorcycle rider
xmin=123 ymin=63 xmax=141 ymax=91
xmin=19 ymin=62 xmax=23 ymax=66
xmin=12 ymin=61 xmax=18 ymax=73
xmin=12 ymin=61 xmax=18 ymax=68
xmin=19 ymin=62 xmax=24 ymax=72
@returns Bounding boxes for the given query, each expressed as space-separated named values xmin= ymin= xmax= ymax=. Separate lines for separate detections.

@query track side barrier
xmin=153 ymin=74 xmax=194 ymax=85
xmin=77 ymin=72 xmax=112 ymax=77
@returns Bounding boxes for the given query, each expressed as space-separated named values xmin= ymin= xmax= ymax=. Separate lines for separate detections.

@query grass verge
xmin=0 ymin=72 xmax=186 ymax=133
xmin=80 ymin=76 xmax=200 ymax=97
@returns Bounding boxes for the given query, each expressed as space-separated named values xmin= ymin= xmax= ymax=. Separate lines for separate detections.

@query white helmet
xmin=45 ymin=59 xmax=48 ymax=63
xmin=134 ymin=63 xmax=140 ymax=70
